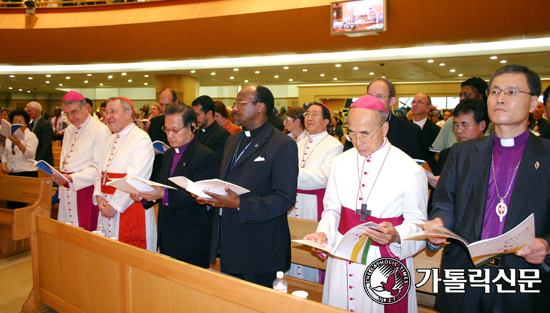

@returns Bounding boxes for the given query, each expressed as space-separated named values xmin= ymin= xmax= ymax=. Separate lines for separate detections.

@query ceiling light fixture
xmin=283 ymin=66 xmax=289 ymax=69
xmin=121 ymin=73 xmax=127 ymax=76
xmin=230 ymin=77 xmax=234 ymax=79
xmin=144 ymin=74 xmax=149 ymax=77
xmin=28 ymin=77 xmax=33 ymax=80
xmin=128 ymin=79 xmax=132 ymax=82
xmin=335 ymin=64 xmax=341 ymax=67
xmin=8 ymin=87 xmax=12 ymax=89
xmin=58 ymin=84 xmax=62 ymax=86
xmin=18 ymin=88 xmax=22 ymax=91
xmin=9 ymin=75 xmax=14 ymax=78
xmin=302 ymin=69 xmax=308 ymax=72
xmin=84 ymin=80 xmax=88 ymax=83
xmin=333 ymin=78 xmax=338 ymax=80
xmin=427 ymin=59 xmax=434 ymax=63
xmin=369 ymin=72 xmax=374 ymax=75
xmin=439 ymin=63 xmax=445 ymax=66
xmin=353 ymin=67 xmax=359 ymax=70
xmin=244 ymin=80 xmax=248 ymax=83
xmin=100 ymin=83 xmax=103 ymax=86
xmin=211 ymin=72 xmax=216 ymax=75
xmin=144 ymin=83 xmax=148 ymax=86
xmin=87 ymin=74 xmax=92 ymax=76
xmin=190 ymin=70 xmax=196 ymax=73
xmin=108 ymin=75 xmax=113 ymax=79
xmin=289 ymin=79 xmax=293 ymax=82
xmin=500 ymin=60 xmax=507 ymax=63
xmin=450 ymin=69 xmax=456 ymax=72
xmin=320 ymin=74 xmax=325 ymax=77
xmin=66 ymin=76 xmax=70 ymax=79
xmin=274 ymin=75 xmax=279 ymax=78
xmin=46 ymin=74 xmax=51 ymax=77
xmin=233 ymin=68 xmax=239 ymax=71
xmin=458 ymin=73 xmax=464 ymax=77
xmin=45 ymin=81 xmax=49 ymax=84
xmin=490 ymin=56 xmax=498 ymax=59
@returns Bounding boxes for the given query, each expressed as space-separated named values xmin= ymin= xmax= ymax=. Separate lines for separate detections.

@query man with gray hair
xmin=93 ymin=96 xmax=156 ymax=251
xmin=51 ymin=91 xmax=111 ymax=231
xmin=25 ymin=101 xmax=54 ymax=165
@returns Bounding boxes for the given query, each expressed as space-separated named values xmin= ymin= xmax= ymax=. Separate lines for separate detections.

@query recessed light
xmin=333 ymin=78 xmax=338 ymax=80
xmin=369 ymin=72 xmax=375 ymax=75
xmin=59 ymin=84 xmax=62 ymax=86
xmin=490 ymin=56 xmax=498 ymax=60
xmin=289 ymin=79 xmax=293 ymax=82
xmin=230 ymin=77 xmax=234 ymax=79
xmin=84 ymin=80 xmax=88 ymax=83
xmin=335 ymin=64 xmax=341 ymax=67
xmin=99 ymin=83 xmax=103 ymax=86
xmin=45 ymin=81 xmax=49 ymax=84
xmin=87 ymin=74 xmax=92 ymax=76
xmin=382 ymin=76 xmax=386 ymax=78
xmin=66 ymin=76 xmax=70 ymax=79
xmin=320 ymin=74 xmax=325 ymax=77
xmin=27 ymin=91 xmax=30 ymax=93
xmin=458 ymin=74 xmax=464 ymax=77
xmin=128 ymin=79 xmax=132 ymax=82
xmin=28 ymin=77 xmax=33 ymax=80
xmin=108 ymin=75 xmax=113 ymax=79
xmin=144 ymin=75 xmax=149 ymax=78
xmin=274 ymin=75 xmax=279 ymax=78
xmin=450 ymin=69 xmax=456 ymax=72
xmin=46 ymin=74 xmax=51 ymax=77
xmin=439 ymin=63 xmax=445 ymax=66
xmin=283 ymin=66 xmax=289 ymax=69
xmin=190 ymin=70 xmax=196 ymax=73
xmin=302 ymin=69 xmax=308 ymax=72
xmin=255 ymin=71 xmax=260 ymax=74
xmin=121 ymin=73 xmax=127 ymax=76
xmin=8 ymin=87 xmax=12 ymax=89
xmin=427 ymin=59 xmax=434 ymax=63
xmin=18 ymin=89 xmax=22 ymax=91
xmin=144 ymin=83 xmax=148 ymax=86
xmin=353 ymin=67 xmax=359 ymax=70
xmin=244 ymin=80 xmax=249 ymax=83
xmin=500 ymin=60 xmax=507 ymax=64
xmin=233 ymin=68 xmax=239 ymax=72
xmin=9 ymin=75 xmax=14 ymax=78
xmin=211 ymin=72 xmax=216 ymax=75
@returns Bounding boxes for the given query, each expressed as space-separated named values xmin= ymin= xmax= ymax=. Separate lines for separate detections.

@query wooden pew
xmin=287 ymin=217 xmax=443 ymax=309
xmin=0 ymin=176 xmax=53 ymax=259
xmin=22 ymin=215 xmax=347 ymax=313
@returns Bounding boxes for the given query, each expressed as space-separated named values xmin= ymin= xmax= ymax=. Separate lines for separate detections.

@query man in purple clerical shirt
xmin=425 ymin=64 xmax=550 ymax=313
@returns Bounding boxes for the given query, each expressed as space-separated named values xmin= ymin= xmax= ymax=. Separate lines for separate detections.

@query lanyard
xmin=230 ymin=133 xmax=254 ymax=169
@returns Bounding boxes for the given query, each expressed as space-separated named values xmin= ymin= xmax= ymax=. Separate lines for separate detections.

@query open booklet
xmin=152 ymin=141 xmax=170 ymax=155
xmin=292 ymin=222 xmax=379 ymax=265
xmin=402 ymin=213 xmax=536 ymax=267
xmin=414 ymin=159 xmax=434 ymax=179
xmin=30 ymin=160 xmax=70 ymax=185
xmin=168 ymin=176 xmax=250 ymax=199
xmin=1 ymin=119 xmax=25 ymax=141
xmin=107 ymin=176 xmax=177 ymax=194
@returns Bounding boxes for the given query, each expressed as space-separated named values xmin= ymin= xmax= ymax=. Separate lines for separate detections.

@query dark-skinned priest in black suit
xmin=198 ymin=85 xmax=299 ymax=288
xmin=132 ymin=103 xmax=217 ymax=268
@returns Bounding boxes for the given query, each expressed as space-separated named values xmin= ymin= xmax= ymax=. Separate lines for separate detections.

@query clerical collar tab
xmin=244 ymin=131 xmax=251 ymax=137
xmin=501 ymin=138 xmax=515 ymax=147
xmin=201 ymin=128 xmax=206 ymax=132
xmin=175 ymin=148 xmax=180 ymax=153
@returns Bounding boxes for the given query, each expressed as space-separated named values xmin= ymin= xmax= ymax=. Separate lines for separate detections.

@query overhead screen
xmin=331 ymin=0 xmax=387 ymax=36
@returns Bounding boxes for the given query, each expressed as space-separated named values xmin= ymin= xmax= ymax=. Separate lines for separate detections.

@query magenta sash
xmin=339 ymin=206 xmax=408 ymax=313
xmin=297 ymin=188 xmax=326 ymax=221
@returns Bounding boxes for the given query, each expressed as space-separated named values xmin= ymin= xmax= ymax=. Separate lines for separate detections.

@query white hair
xmin=27 ymin=101 xmax=42 ymax=112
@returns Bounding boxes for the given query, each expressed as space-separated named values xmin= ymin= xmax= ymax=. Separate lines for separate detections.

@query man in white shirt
xmin=411 ymin=93 xmax=440 ymax=170
xmin=305 ymin=95 xmax=427 ymax=313
xmin=50 ymin=106 xmax=70 ymax=141
xmin=287 ymin=102 xmax=343 ymax=283
xmin=93 ymin=96 xmax=156 ymax=251
xmin=51 ymin=91 xmax=111 ymax=231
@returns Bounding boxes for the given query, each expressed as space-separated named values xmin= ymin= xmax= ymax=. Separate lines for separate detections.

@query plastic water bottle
xmin=273 ymin=271 xmax=288 ymax=293
xmin=95 ymin=224 xmax=106 ymax=237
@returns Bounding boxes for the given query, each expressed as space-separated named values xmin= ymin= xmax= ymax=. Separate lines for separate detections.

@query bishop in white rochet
xmin=93 ymin=96 xmax=157 ymax=251
xmin=52 ymin=91 xmax=111 ymax=231
xmin=305 ymin=95 xmax=427 ymax=313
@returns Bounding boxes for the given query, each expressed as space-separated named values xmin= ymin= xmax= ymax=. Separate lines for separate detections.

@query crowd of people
xmin=1 ymin=63 xmax=549 ymax=313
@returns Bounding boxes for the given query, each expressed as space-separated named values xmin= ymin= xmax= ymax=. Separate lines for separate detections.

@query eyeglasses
xmin=105 ymin=108 xmax=125 ymax=116
xmin=303 ymin=112 xmax=321 ymax=119
xmin=452 ymin=122 xmax=476 ymax=131
xmin=162 ymin=126 xmax=186 ymax=134
xmin=348 ymin=123 xmax=384 ymax=142
xmin=234 ymin=101 xmax=257 ymax=108
xmin=486 ymin=87 xmax=534 ymax=98
xmin=368 ymin=93 xmax=390 ymax=101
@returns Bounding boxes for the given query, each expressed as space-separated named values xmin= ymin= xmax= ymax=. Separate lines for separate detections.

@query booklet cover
xmin=152 ymin=140 xmax=170 ymax=155
xmin=402 ymin=214 xmax=535 ymax=267
xmin=107 ymin=176 xmax=177 ymax=194
xmin=168 ymin=176 xmax=250 ymax=199
xmin=30 ymin=160 xmax=70 ymax=185
xmin=292 ymin=222 xmax=379 ymax=265
xmin=1 ymin=119 xmax=24 ymax=141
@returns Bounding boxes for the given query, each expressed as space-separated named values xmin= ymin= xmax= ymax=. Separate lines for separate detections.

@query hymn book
xmin=292 ymin=222 xmax=379 ymax=265
xmin=1 ymin=119 xmax=25 ymax=141
xmin=152 ymin=141 xmax=170 ymax=154
xmin=30 ymin=160 xmax=70 ymax=185
xmin=168 ymin=176 xmax=250 ymax=199
xmin=107 ymin=176 xmax=177 ymax=194
xmin=402 ymin=213 xmax=535 ymax=267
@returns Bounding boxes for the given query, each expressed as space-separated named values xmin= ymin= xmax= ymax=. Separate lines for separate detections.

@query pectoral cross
xmin=356 ymin=203 xmax=371 ymax=222
xmin=101 ymin=172 xmax=109 ymax=186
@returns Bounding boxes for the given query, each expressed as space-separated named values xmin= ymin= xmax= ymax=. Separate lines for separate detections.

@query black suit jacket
xmin=148 ymin=115 xmax=168 ymax=181
xmin=344 ymin=112 xmax=424 ymax=160
xmin=430 ymin=133 xmax=550 ymax=313
xmin=145 ymin=139 xmax=217 ymax=268
xmin=31 ymin=117 xmax=54 ymax=165
xmin=194 ymin=120 xmax=230 ymax=170
xmin=210 ymin=122 xmax=298 ymax=274
xmin=420 ymin=118 xmax=440 ymax=171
